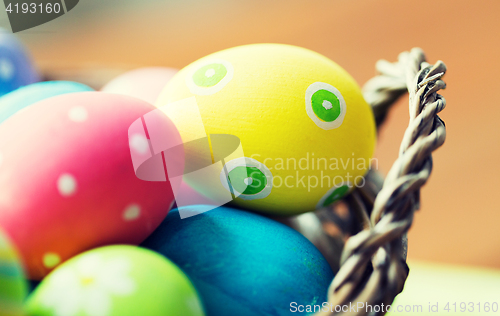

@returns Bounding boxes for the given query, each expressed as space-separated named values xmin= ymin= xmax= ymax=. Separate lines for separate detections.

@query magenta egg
xmin=0 ymin=92 xmax=183 ymax=279
xmin=101 ymin=67 xmax=218 ymax=206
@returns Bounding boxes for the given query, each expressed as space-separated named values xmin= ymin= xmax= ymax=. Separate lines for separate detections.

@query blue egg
xmin=0 ymin=81 xmax=93 ymax=124
xmin=0 ymin=28 xmax=39 ymax=96
xmin=142 ymin=205 xmax=334 ymax=316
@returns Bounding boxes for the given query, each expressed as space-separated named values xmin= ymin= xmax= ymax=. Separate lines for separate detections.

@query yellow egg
xmin=156 ymin=44 xmax=376 ymax=215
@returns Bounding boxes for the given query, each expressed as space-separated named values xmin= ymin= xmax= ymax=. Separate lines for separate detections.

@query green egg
xmin=26 ymin=246 xmax=205 ymax=316
xmin=0 ymin=228 xmax=28 ymax=316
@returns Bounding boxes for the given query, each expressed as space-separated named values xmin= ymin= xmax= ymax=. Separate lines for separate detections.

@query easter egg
xmin=156 ymin=44 xmax=376 ymax=215
xmin=0 ymin=92 xmax=183 ymax=279
xmin=26 ymin=245 xmax=205 ymax=316
xmin=0 ymin=28 xmax=39 ymax=96
xmin=142 ymin=205 xmax=334 ymax=316
xmin=176 ymin=181 xmax=218 ymax=206
xmin=101 ymin=67 xmax=215 ymax=206
xmin=0 ymin=228 xmax=28 ymax=316
xmin=101 ymin=67 xmax=178 ymax=104
xmin=0 ymin=81 xmax=93 ymax=124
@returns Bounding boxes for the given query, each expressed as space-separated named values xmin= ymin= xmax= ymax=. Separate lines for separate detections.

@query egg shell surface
xmin=0 ymin=92 xmax=183 ymax=279
xmin=0 ymin=28 xmax=39 ymax=96
xmin=142 ymin=205 xmax=334 ymax=316
xmin=156 ymin=44 xmax=376 ymax=215
xmin=101 ymin=67 xmax=213 ymax=205
xmin=0 ymin=228 xmax=28 ymax=316
xmin=101 ymin=67 xmax=178 ymax=105
xmin=26 ymin=245 xmax=205 ymax=316
xmin=0 ymin=81 xmax=93 ymax=124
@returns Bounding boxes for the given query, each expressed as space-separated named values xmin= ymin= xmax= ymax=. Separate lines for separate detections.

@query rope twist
xmin=316 ymin=48 xmax=447 ymax=316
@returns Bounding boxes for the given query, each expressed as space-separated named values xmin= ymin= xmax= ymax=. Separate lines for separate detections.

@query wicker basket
xmin=44 ymin=48 xmax=447 ymax=316
xmin=278 ymin=48 xmax=447 ymax=316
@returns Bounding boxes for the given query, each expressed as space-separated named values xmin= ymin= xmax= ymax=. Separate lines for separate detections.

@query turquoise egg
xmin=0 ymin=81 xmax=92 ymax=124
xmin=142 ymin=205 xmax=334 ymax=316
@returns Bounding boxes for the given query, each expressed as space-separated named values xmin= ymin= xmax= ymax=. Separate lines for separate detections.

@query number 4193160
xmin=5 ymin=2 xmax=62 ymax=14
xmin=444 ymin=302 xmax=499 ymax=313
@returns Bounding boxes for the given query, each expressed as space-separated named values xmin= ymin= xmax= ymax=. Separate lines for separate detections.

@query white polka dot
xmin=129 ymin=134 xmax=149 ymax=155
xmin=123 ymin=204 xmax=141 ymax=221
xmin=68 ymin=106 xmax=88 ymax=122
xmin=322 ymin=100 xmax=333 ymax=110
xmin=0 ymin=58 xmax=14 ymax=81
xmin=205 ymin=68 xmax=216 ymax=78
xmin=243 ymin=177 xmax=253 ymax=185
xmin=57 ymin=174 xmax=77 ymax=196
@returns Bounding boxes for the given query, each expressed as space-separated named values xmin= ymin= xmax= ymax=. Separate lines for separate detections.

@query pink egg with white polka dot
xmin=0 ymin=91 xmax=183 ymax=280
xmin=102 ymin=67 xmax=217 ymax=207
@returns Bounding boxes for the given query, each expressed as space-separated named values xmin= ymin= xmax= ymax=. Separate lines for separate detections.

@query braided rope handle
xmin=316 ymin=48 xmax=447 ymax=316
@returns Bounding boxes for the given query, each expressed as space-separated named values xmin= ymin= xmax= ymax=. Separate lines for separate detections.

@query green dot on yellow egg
xmin=228 ymin=166 xmax=267 ymax=195
xmin=312 ymin=89 xmax=341 ymax=122
xmin=323 ymin=185 xmax=350 ymax=207
xmin=193 ymin=63 xmax=227 ymax=87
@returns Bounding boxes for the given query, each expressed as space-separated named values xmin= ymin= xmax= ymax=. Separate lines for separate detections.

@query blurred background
xmin=1 ymin=0 xmax=499 ymax=308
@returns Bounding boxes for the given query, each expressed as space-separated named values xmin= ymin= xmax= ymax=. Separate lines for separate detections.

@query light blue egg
xmin=0 ymin=81 xmax=93 ymax=124
xmin=0 ymin=28 xmax=39 ymax=96
xmin=142 ymin=205 xmax=334 ymax=316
